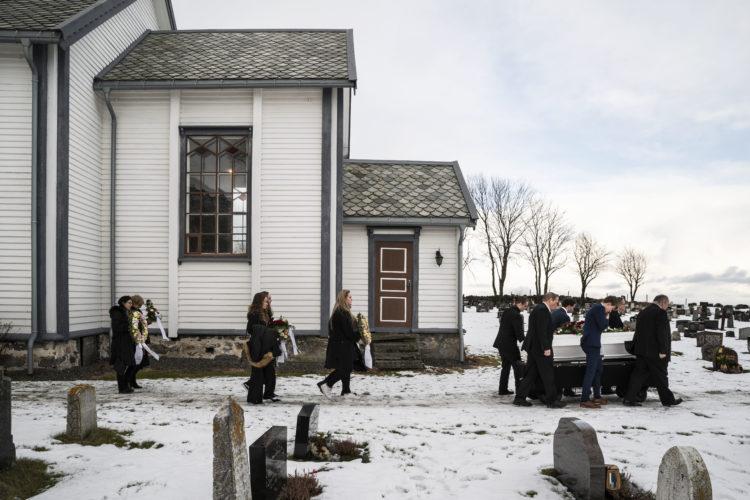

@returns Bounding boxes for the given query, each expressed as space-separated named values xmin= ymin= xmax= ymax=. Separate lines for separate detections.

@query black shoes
xmin=498 ymin=389 xmax=514 ymax=396
xmin=546 ymin=400 xmax=567 ymax=409
xmin=562 ymin=388 xmax=577 ymax=397
xmin=119 ymin=388 xmax=134 ymax=394
xmin=264 ymin=394 xmax=281 ymax=402
xmin=623 ymin=400 xmax=642 ymax=407
xmin=663 ymin=398 xmax=683 ymax=407
xmin=513 ymin=398 xmax=532 ymax=407
xmin=242 ymin=381 xmax=250 ymax=391
xmin=131 ymin=383 xmax=142 ymax=389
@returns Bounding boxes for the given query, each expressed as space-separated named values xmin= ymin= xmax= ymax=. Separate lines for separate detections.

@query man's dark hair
xmin=117 ymin=295 xmax=131 ymax=307
xmin=561 ymin=298 xmax=575 ymax=308
xmin=602 ymin=295 xmax=619 ymax=305
xmin=515 ymin=296 xmax=529 ymax=306
xmin=653 ymin=294 xmax=669 ymax=305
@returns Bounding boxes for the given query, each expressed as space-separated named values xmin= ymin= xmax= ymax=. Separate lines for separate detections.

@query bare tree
xmin=573 ymin=232 xmax=609 ymax=304
xmin=523 ymin=200 xmax=574 ymax=297
xmin=522 ymin=198 xmax=545 ymax=296
xmin=488 ymin=179 xmax=534 ymax=297
xmin=540 ymin=205 xmax=573 ymax=293
xmin=616 ymin=247 xmax=648 ymax=302
xmin=467 ymin=175 xmax=499 ymax=295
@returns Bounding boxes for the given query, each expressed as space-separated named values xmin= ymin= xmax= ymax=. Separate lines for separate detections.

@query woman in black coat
xmin=109 ymin=295 xmax=135 ymax=394
xmin=318 ymin=289 xmax=360 ymax=399
xmin=242 ymin=291 xmax=280 ymax=404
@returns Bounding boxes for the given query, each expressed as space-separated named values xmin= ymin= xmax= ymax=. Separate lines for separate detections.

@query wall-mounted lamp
xmin=435 ymin=249 xmax=444 ymax=267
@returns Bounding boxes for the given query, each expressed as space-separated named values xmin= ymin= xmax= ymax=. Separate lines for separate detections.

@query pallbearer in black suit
xmin=492 ymin=296 xmax=528 ymax=395
xmin=550 ymin=298 xmax=575 ymax=331
xmin=513 ymin=292 xmax=567 ymax=408
xmin=608 ymin=297 xmax=626 ymax=329
xmin=623 ymin=295 xmax=682 ymax=407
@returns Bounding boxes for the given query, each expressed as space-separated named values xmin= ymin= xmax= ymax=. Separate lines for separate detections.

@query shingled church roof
xmin=343 ymin=160 xmax=477 ymax=224
xmin=95 ymin=29 xmax=356 ymax=89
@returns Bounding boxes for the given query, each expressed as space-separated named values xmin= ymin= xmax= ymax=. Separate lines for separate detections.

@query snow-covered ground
xmin=9 ymin=310 xmax=750 ymax=499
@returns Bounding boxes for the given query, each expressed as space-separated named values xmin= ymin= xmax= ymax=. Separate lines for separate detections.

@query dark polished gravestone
xmin=0 ymin=374 xmax=16 ymax=470
xmin=725 ymin=330 xmax=735 ymax=338
xmin=695 ymin=331 xmax=722 ymax=348
xmin=554 ymin=417 xmax=606 ymax=500
xmin=293 ymin=404 xmax=320 ymax=459
xmin=250 ymin=426 xmax=287 ymax=500
xmin=701 ymin=345 xmax=720 ymax=362
xmin=738 ymin=327 xmax=750 ymax=341
xmin=703 ymin=320 xmax=719 ymax=330
xmin=675 ymin=320 xmax=690 ymax=330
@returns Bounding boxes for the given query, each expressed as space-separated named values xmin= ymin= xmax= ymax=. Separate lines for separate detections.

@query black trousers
xmin=498 ymin=352 xmax=524 ymax=393
xmin=324 ymin=368 xmax=352 ymax=394
xmin=625 ymin=356 xmax=676 ymax=404
xmin=127 ymin=364 xmax=141 ymax=387
xmin=247 ymin=364 xmax=276 ymax=403
xmin=517 ymin=351 xmax=556 ymax=405
xmin=116 ymin=368 xmax=130 ymax=392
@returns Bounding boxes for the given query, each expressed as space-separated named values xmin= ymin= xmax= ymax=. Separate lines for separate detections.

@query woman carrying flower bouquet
xmin=318 ymin=289 xmax=361 ymax=399
xmin=128 ymin=295 xmax=150 ymax=389
xmin=243 ymin=291 xmax=281 ymax=404
xmin=109 ymin=295 xmax=135 ymax=394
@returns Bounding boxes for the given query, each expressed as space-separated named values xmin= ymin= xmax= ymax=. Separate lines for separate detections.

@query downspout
xmin=22 ymin=39 xmax=39 ymax=375
xmin=104 ymin=89 xmax=117 ymax=316
xmin=457 ymin=226 xmax=466 ymax=362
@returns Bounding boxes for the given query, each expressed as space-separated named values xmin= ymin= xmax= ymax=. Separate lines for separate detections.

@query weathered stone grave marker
xmin=293 ymin=403 xmax=320 ymax=459
xmin=0 ymin=374 xmax=15 ymax=469
xmin=712 ymin=346 xmax=742 ymax=373
xmin=671 ymin=331 xmax=681 ymax=341
xmin=553 ymin=417 xmax=606 ymax=499
xmin=695 ymin=331 xmax=722 ymax=348
xmin=738 ymin=327 xmax=750 ymax=340
xmin=66 ymin=384 xmax=97 ymax=440
xmin=250 ymin=426 xmax=287 ymax=500
xmin=656 ymin=446 xmax=712 ymax=500
xmin=213 ymin=396 xmax=251 ymax=500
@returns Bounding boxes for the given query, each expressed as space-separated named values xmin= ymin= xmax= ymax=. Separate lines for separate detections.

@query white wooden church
xmin=0 ymin=0 xmax=477 ymax=370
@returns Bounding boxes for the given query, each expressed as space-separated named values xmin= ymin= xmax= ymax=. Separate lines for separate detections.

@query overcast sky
xmin=171 ymin=0 xmax=750 ymax=304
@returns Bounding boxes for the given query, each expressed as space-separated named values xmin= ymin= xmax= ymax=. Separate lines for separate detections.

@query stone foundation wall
xmin=1 ymin=332 xmax=461 ymax=373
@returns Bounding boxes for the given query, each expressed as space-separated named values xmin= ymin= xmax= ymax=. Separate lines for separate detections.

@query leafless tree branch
xmin=573 ymin=232 xmax=609 ymax=303
xmin=616 ymin=247 xmax=648 ymax=302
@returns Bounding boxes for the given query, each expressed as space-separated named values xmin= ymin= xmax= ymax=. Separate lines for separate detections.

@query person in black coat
xmin=243 ymin=291 xmax=280 ymax=404
xmin=623 ymin=295 xmax=681 ymax=407
xmin=550 ymin=298 xmax=575 ymax=332
xmin=109 ymin=295 xmax=135 ymax=394
xmin=609 ymin=297 xmax=626 ymax=329
xmin=493 ymin=296 xmax=528 ymax=395
xmin=318 ymin=289 xmax=360 ymax=399
xmin=513 ymin=292 xmax=567 ymax=408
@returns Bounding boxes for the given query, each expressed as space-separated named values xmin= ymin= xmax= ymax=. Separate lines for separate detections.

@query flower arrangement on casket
xmin=270 ymin=316 xmax=294 ymax=340
xmin=554 ymin=321 xmax=584 ymax=335
xmin=603 ymin=326 xmax=634 ymax=333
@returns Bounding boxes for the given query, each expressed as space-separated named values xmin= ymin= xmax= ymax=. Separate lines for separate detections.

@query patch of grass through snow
xmin=52 ymin=427 xmax=163 ymax=449
xmin=0 ymin=458 xmax=64 ymax=499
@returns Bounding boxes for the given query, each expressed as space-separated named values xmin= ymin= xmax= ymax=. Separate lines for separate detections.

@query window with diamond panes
xmin=184 ymin=133 xmax=248 ymax=257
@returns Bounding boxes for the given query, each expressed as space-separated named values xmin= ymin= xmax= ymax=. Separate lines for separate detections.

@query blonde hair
xmin=131 ymin=295 xmax=144 ymax=308
xmin=329 ymin=289 xmax=355 ymax=329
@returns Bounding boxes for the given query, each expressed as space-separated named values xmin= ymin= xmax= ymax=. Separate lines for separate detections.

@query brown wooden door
xmin=374 ymin=241 xmax=412 ymax=328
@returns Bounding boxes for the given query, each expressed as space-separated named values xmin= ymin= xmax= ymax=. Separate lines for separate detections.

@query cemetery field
xmin=8 ymin=311 xmax=750 ymax=499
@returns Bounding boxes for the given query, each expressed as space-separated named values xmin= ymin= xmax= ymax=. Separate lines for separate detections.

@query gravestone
xmin=293 ymin=403 xmax=320 ymax=459
xmin=695 ymin=331 xmax=722 ymax=348
xmin=213 ymin=396 xmax=251 ymax=500
xmin=675 ymin=320 xmax=689 ymax=330
xmin=676 ymin=308 xmax=686 ymax=316
xmin=701 ymin=345 xmax=719 ymax=362
xmin=476 ymin=303 xmax=489 ymax=313
xmin=0 ymin=374 xmax=15 ymax=470
xmin=738 ymin=327 xmax=750 ymax=340
xmin=725 ymin=330 xmax=734 ymax=338
xmin=699 ymin=302 xmax=709 ymax=319
xmin=656 ymin=446 xmax=712 ymax=500
xmin=553 ymin=417 xmax=606 ymax=500
xmin=713 ymin=308 xmax=721 ymax=320
xmin=726 ymin=315 xmax=734 ymax=329
xmin=703 ymin=320 xmax=719 ymax=330
xmin=671 ymin=331 xmax=681 ymax=341
xmin=250 ymin=426 xmax=287 ymax=500
xmin=676 ymin=324 xmax=685 ymax=333
xmin=66 ymin=385 xmax=97 ymax=440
